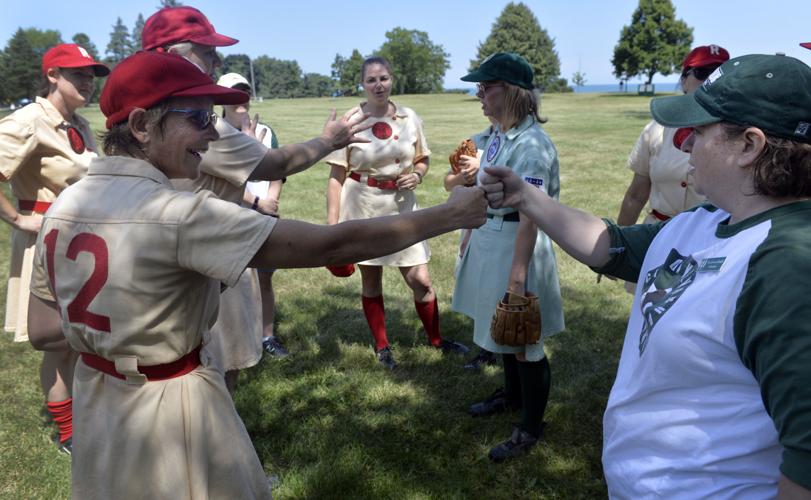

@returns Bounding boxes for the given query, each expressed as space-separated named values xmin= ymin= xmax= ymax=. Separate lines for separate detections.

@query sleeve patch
xmin=523 ymin=176 xmax=544 ymax=189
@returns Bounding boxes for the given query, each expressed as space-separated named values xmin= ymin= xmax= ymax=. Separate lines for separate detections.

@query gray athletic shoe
xmin=58 ymin=438 xmax=72 ymax=456
xmin=488 ymin=425 xmax=542 ymax=463
xmin=262 ymin=337 xmax=289 ymax=358
xmin=376 ymin=346 xmax=397 ymax=370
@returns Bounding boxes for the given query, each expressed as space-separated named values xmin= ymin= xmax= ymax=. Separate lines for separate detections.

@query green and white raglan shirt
xmin=593 ymin=200 xmax=811 ymax=499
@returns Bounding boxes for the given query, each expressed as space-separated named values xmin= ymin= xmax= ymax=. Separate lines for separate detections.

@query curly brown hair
xmin=723 ymin=123 xmax=811 ymax=198
xmin=101 ymin=101 xmax=172 ymax=157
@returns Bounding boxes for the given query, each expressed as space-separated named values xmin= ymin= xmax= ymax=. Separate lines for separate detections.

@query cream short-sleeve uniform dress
xmin=326 ymin=102 xmax=431 ymax=267
xmin=0 ymin=97 xmax=97 ymax=342
xmin=31 ymin=156 xmax=275 ymax=499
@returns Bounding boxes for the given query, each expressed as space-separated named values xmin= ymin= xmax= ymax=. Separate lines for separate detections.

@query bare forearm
xmin=444 ymin=173 xmax=467 ymax=192
xmin=778 ymin=474 xmax=811 ymax=499
xmin=326 ymin=166 xmax=345 ymax=225
xmin=518 ymin=185 xmax=612 ymax=268
xmin=0 ymin=189 xmax=19 ymax=226
xmin=617 ymin=174 xmax=651 ymax=226
xmin=507 ymin=216 xmax=536 ymax=293
xmin=268 ymin=180 xmax=283 ymax=201
xmin=250 ymin=136 xmax=332 ymax=181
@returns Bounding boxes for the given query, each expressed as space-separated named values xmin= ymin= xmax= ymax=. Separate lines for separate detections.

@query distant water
xmin=462 ymin=82 xmax=680 ymax=95
xmin=572 ymin=83 xmax=680 ymax=93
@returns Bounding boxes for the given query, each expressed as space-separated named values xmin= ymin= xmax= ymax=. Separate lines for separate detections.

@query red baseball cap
xmin=100 ymin=51 xmax=248 ymax=129
xmin=142 ymin=6 xmax=238 ymax=50
xmin=682 ymin=45 xmax=730 ymax=70
xmin=41 ymin=43 xmax=109 ymax=76
xmin=801 ymin=42 xmax=811 ymax=50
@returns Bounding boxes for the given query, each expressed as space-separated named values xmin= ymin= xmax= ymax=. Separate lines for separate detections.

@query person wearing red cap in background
xmin=142 ymin=6 xmax=369 ymax=393
xmin=24 ymin=50 xmax=485 ymax=499
xmin=0 ymin=43 xmax=108 ymax=455
xmin=802 ymin=41 xmax=811 ymax=50
xmin=613 ymin=44 xmax=729 ymax=293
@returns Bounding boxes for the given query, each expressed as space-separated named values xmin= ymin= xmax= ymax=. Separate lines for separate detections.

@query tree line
xmin=1 ymin=0 xmax=695 ymax=104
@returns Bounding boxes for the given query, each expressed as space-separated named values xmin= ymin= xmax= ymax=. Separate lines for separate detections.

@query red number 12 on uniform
xmin=43 ymin=229 xmax=111 ymax=332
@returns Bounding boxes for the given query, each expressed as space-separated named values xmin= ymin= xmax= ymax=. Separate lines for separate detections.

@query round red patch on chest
xmin=672 ymin=127 xmax=693 ymax=151
xmin=67 ymin=127 xmax=86 ymax=154
xmin=372 ymin=122 xmax=392 ymax=140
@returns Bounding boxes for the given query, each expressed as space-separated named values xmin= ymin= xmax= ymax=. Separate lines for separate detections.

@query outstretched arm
xmin=249 ymin=108 xmax=371 ymax=181
xmin=480 ymin=166 xmax=612 ymax=268
xmin=250 ymin=186 xmax=487 ymax=269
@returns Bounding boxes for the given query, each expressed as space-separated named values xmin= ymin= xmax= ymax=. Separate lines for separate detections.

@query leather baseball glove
xmin=490 ymin=292 xmax=541 ymax=346
xmin=449 ymin=139 xmax=477 ymax=174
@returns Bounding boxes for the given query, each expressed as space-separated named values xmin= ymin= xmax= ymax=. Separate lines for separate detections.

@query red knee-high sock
xmin=362 ymin=295 xmax=389 ymax=351
xmin=46 ymin=398 xmax=73 ymax=443
xmin=415 ymin=298 xmax=442 ymax=347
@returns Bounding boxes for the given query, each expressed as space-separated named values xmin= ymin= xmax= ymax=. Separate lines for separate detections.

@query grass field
xmin=0 ymin=92 xmax=661 ymax=499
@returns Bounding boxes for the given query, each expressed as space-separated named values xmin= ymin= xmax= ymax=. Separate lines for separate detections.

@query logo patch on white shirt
xmin=698 ymin=257 xmax=726 ymax=273
xmin=523 ymin=176 xmax=544 ymax=190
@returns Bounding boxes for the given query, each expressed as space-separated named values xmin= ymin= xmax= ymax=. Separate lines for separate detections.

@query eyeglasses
xmin=168 ymin=108 xmax=218 ymax=130
xmin=682 ymin=66 xmax=717 ymax=81
xmin=476 ymin=82 xmax=504 ymax=95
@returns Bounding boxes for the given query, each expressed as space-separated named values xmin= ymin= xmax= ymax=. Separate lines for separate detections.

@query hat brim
xmin=189 ymin=33 xmax=238 ymax=47
xmin=174 ymin=84 xmax=248 ymax=105
xmin=801 ymin=42 xmax=811 ymax=50
xmin=650 ymin=94 xmax=721 ymax=128
xmin=48 ymin=61 xmax=110 ymax=77
xmin=460 ymin=69 xmax=497 ymax=83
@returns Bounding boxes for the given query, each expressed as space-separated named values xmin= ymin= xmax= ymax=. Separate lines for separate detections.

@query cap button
xmin=681 ymin=181 xmax=687 ymax=188
xmin=395 ymin=159 xmax=400 ymax=164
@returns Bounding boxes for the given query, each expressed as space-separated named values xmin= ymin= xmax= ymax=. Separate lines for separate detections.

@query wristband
xmin=251 ymin=196 xmax=260 ymax=211
xmin=413 ymin=171 xmax=423 ymax=184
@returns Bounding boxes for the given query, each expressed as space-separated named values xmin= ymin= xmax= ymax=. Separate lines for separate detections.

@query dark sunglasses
xmin=476 ymin=82 xmax=504 ymax=94
xmin=168 ymin=108 xmax=217 ymax=130
xmin=682 ymin=66 xmax=717 ymax=81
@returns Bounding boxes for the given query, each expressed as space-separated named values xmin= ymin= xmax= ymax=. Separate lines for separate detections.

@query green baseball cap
xmin=651 ymin=54 xmax=811 ymax=143
xmin=462 ymin=52 xmax=535 ymax=90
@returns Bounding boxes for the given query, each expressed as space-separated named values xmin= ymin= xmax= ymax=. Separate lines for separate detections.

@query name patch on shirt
xmin=698 ymin=257 xmax=726 ymax=273
xmin=523 ymin=176 xmax=544 ymax=190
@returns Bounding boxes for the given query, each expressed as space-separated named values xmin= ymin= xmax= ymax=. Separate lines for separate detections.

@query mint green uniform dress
xmin=451 ymin=116 xmax=564 ymax=361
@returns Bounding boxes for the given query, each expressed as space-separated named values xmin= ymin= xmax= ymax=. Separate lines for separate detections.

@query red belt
xmin=18 ymin=200 xmax=52 ymax=214
xmin=349 ymin=172 xmax=399 ymax=190
xmin=650 ymin=209 xmax=671 ymax=221
xmin=81 ymin=346 xmax=202 ymax=381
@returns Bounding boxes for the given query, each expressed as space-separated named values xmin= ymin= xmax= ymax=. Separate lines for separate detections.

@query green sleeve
xmin=589 ymin=219 xmax=665 ymax=282
xmin=269 ymin=126 xmax=279 ymax=149
xmin=734 ymin=224 xmax=811 ymax=490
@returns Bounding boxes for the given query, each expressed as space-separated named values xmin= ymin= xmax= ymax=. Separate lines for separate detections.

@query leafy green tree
xmin=471 ymin=2 xmax=561 ymax=92
xmin=23 ymin=28 xmax=63 ymax=58
xmin=376 ymin=28 xmax=449 ymax=94
xmin=253 ymin=56 xmax=302 ymax=98
xmin=572 ymin=71 xmax=587 ymax=88
xmin=3 ymin=28 xmax=41 ymax=101
xmin=132 ymin=14 xmax=145 ymax=50
xmin=301 ymin=73 xmax=334 ymax=97
xmin=612 ymin=0 xmax=693 ymax=84
xmin=222 ymin=54 xmax=252 ymax=79
xmin=159 ymin=0 xmax=182 ymax=7
xmin=105 ymin=17 xmax=132 ymax=65
xmin=331 ymin=49 xmax=364 ymax=96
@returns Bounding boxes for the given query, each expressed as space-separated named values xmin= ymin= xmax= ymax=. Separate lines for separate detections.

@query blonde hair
xmin=502 ymin=83 xmax=546 ymax=130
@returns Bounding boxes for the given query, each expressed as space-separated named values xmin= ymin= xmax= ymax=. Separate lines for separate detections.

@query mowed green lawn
xmin=0 ymin=92 xmax=661 ymax=499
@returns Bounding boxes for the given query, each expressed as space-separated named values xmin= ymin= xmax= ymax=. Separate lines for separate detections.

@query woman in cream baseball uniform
xmin=0 ymin=43 xmax=108 ymax=453
xmin=26 ymin=51 xmax=487 ymax=498
xmin=616 ymin=45 xmax=729 ymax=292
xmin=326 ymin=56 xmax=468 ymax=370
xmin=453 ymin=53 xmax=564 ymax=462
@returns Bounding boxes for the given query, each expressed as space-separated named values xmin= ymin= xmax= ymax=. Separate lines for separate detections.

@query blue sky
xmin=2 ymin=0 xmax=809 ymax=87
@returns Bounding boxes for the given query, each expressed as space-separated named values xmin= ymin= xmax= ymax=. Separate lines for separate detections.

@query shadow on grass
xmin=235 ymin=280 xmax=628 ymax=499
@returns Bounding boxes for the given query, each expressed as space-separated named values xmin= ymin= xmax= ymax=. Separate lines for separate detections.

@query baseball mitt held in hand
xmin=449 ymin=139 xmax=477 ymax=174
xmin=490 ymin=292 xmax=541 ymax=346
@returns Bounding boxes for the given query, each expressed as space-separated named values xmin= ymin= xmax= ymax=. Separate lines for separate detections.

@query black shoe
xmin=58 ymin=438 xmax=72 ymax=456
xmin=488 ymin=425 xmax=541 ymax=463
xmin=376 ymin=346 xmax=397 ymax=370
xmin=263 ymin=337 xmax=289 ymax=358
xmin=463 ymin=349 xmax=497 ymax=370
xmin=467 ymin=388 xmax=519 ymax=417
xmin=437 ymin=339 xmax=470 ymax=355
